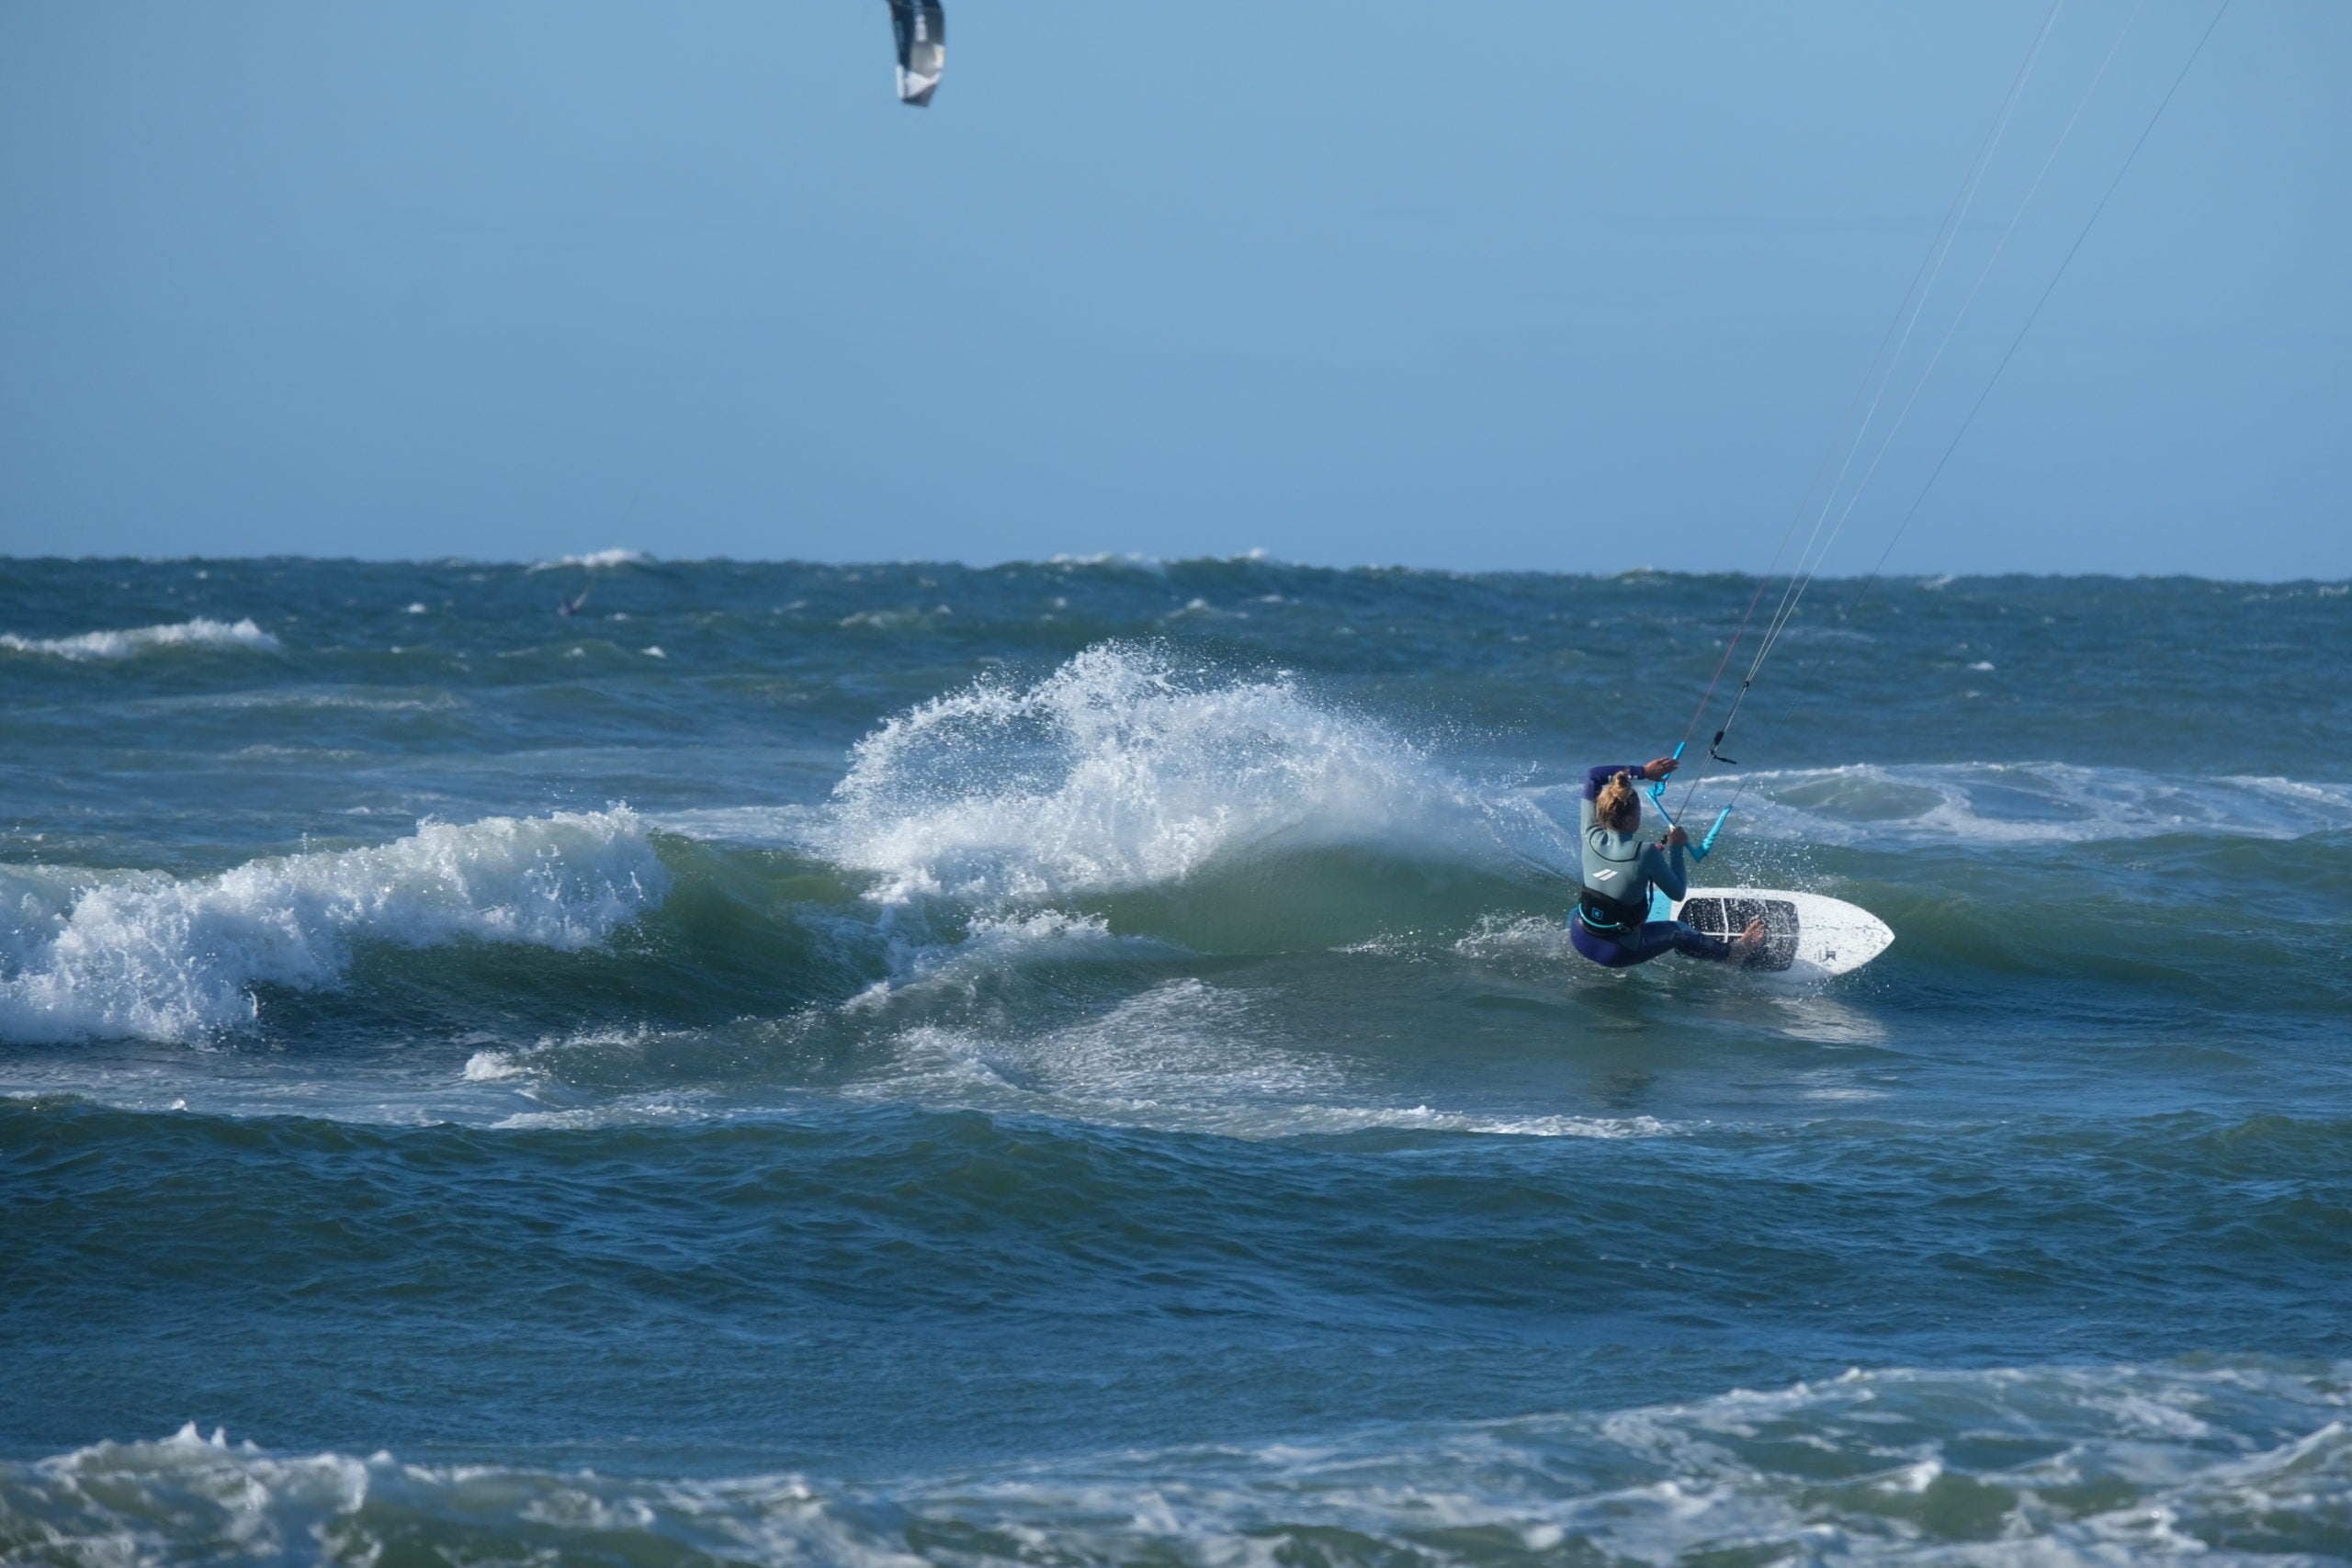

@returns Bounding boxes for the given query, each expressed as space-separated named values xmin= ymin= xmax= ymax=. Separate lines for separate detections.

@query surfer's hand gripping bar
xmin=1645 ymin=743 xmax=1731 ymax=863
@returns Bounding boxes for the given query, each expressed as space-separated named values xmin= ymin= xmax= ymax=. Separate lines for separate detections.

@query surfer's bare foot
xmin=1729 ymin=917 xmax=1769 ymax=964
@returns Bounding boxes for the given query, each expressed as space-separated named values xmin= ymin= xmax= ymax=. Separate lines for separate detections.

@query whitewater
xmin=2 ymin=556 xmax=2347 ymax=1565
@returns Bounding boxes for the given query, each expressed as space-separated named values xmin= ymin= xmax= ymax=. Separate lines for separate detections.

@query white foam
xmin=0 ymin=810 xmax=670 ymax=1044
xmin=647 ymin=805 xmax=820 ymax=848
xmin=489 ymin=1091 xmax=718 ymax=1130
xmin=0 ymin=617 xmax=281 ymax=661
xmin=13 ymin=1361 xmax=2346 ymax=1568
xmin=121 ymin=690 xmax=465 ymax=723
xmin=852 ymin=909 xmax=1159 ymax=1005
xmin=838 ymin=607 xmax=949 ymax=630
xmin=1046 ymin=551 xmax=1169 ymax=571
xmin=1041 ymin=549 xmax=1277 ymax=570
xmin=1287 ymin=1106 xmax=1679 ymax=1138
xmin=0 ymin=863 xmax=104 ymax=974
xmin=808 ymin=643 xmax=1568 ymax=909
xmin=1159 ymin=596 xmax=1247 ymax=622
xmin=527 ymin=547 xmax=649 ymax=570
xmin=844 ymin=976 xmax=1682 ymax=1142
xmin=461 ymin=1049 xmax=528 ymax=1082
xmin=1718 ymin=761 xmax=2352 ymax=848
xmin=0 ymin=1428 xmax=917 ymax=1568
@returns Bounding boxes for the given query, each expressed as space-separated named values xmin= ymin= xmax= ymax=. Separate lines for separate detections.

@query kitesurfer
xmin=887 ymin=0 xmax=944 ymax=106
xmin=1569 ymin=757 xmax=1767 ymax=969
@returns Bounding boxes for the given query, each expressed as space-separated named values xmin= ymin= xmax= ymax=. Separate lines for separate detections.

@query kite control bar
xmin=1646 ymin=743 xmax=1732 ymax=863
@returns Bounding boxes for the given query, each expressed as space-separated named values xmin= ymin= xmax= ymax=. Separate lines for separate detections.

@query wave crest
xmin=808 ymin=643 xmax=1563 ymax=909
xmin=526 ymin=547 xmax=650 ymax=571
xmin=0 ymin=811 xmax=669 ymax=1044
xmin=9 ymin=1359 xmax=2347 ymax=1566
xmin=0 ymin=618 xmax=281 ymax=661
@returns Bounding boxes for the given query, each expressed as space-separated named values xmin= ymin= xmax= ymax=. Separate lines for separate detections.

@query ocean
xmin=2 ymin=554 xmax=2347 ymax=1564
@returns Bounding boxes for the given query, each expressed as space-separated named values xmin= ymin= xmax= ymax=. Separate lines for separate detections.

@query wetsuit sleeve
xmin=1642 ymin=841 xmax=1690 ymax=902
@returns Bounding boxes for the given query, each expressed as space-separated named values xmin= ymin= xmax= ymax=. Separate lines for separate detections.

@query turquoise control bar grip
xmin=1645 ymin=743 xmax=1685 ymax=810
xmin=1643 ymin=746 xmax=1730 ymax=863
xmin=1697 ymin=806 xmax=1731 ymax=861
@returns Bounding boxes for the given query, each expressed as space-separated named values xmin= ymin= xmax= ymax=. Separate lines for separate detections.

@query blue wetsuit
xmin=1567 ymin=762 xmax=1741 ymax=969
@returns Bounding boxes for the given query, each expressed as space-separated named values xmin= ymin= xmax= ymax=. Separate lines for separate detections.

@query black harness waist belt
xmin=1577 ymin=886 xmax=1651 ymax=933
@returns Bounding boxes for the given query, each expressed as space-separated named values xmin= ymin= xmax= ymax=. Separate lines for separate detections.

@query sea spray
xmin=809 ymin=643 xmax=1570 ymax=909
xmin=0 ymin=810 xmax=668 ymax=1043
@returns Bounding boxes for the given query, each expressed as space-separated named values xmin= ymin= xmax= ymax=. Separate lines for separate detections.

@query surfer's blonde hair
xmin=1596 ymin=770 xmax=1641 ymax=831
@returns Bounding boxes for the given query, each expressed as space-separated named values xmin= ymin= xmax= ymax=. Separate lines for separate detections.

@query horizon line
xmin=3 ymin=552 xmax=2346 ymax=588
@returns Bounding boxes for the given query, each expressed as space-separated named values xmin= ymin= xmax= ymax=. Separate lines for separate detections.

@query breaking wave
xmin=0 ymin=811 xmax=668 ymax=1044
xmin=800 ymin=643 xmax=1568 ymax=908
xmin=0 ymin=617 xmax=281 ymax=660
xmin=526 ymin=547 xmax=650 ymax=570
xmin=7 ymin=1359 xmax=2346 ymax=1566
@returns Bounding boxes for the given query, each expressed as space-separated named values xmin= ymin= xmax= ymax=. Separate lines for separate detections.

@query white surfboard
xmin=1647 ymin=886 xmax=1894 ymax=977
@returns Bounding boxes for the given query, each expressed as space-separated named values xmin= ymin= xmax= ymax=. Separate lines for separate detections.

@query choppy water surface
xmin=3 ymin=556 xmax=2348 ymax=1564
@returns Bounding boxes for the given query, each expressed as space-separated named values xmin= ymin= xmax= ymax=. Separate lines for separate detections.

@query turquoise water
xmin=3 ymin=556 xmax=2349 ymax=1563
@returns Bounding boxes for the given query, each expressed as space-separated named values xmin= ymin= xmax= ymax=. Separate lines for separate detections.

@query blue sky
xmin=1 ymin=1 xmax=2343 ymax=576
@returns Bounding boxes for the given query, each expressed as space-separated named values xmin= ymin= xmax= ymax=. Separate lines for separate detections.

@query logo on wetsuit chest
xmin=1594 ymin=869 xmax=1619 ymax=881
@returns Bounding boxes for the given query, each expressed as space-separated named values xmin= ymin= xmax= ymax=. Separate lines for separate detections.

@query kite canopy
xmin=889 ymin=0 xmax=944 ymax=106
